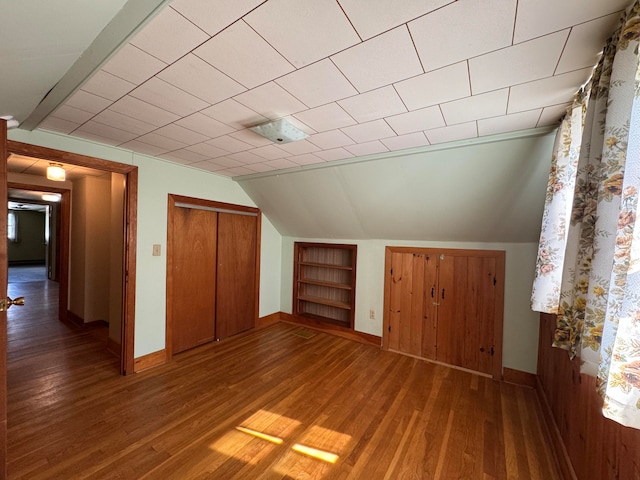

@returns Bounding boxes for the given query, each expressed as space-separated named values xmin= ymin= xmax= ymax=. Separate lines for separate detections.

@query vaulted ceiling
xmin=2 ymin=0 xmax=631 ymax=179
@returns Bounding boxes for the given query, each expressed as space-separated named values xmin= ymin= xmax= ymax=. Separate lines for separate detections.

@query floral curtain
xmin=531 ymin=1 xmax=640 ymax=429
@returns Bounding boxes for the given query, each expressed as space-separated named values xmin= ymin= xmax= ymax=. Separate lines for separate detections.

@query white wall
xmin=281 ymin=237 xmax=540 ymax=374
xmin=8 ymin=128 xmax=283 ymax=358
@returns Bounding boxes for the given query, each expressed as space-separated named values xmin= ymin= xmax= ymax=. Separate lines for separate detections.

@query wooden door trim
xmin=7 ymin=140 xmax=138 ymax=375
xmin=166 ymin=194 xmax=261 ymax=360
xmin=8 ymin=182 xmax=71 ymax=326
xmin=1 ymin=120 xmax=8 ymax=480
xmin=382 ymin=246 xmax=505 ymax=379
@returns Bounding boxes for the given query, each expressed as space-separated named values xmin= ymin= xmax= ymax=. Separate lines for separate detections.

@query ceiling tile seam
xmin=505 ymin=87 xmax=512 ymax=118
xmin=102 ymin=44 xmax=168 ymax=84
xmin=405 ymin=23 xmax=426 ymax=74
xmin=391 ymin=83 xmax=411 ymax=113
xmin=511 ymin=0 xmax=519 ymax=46
xmin=534 ymin=109 xmax=546 ymax=128
xmin=465 ymin=59 xmax=474 ymax=97
xmin=236 ymin=18 xmax=297 ymax=74
xmin=436 ymin=104 xmax=447 ymax=130
xmin=334 ymin=0 xmax=364 ymax=42
xmin=552 ymin=27 xmax=573 ymax=76
xmin=327 ymin=57 xmax=361 ymax=97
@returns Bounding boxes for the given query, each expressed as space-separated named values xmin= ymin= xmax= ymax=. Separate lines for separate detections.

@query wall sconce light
xmin=46 ymin=163 xmax=66 ymax=181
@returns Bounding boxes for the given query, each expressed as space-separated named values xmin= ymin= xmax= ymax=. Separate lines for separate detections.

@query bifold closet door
xmin=215 ymin=212 xmax=257 ymax=340
xmin=170 ymin=207 xmax=217 ymax=354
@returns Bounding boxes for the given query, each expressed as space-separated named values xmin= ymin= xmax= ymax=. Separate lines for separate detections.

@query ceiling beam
xmin=21 ymin=0 xmax=172 ymax=131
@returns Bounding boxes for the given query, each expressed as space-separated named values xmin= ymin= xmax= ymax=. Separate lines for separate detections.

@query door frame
xmin=6 ymin=140 xmax=138 ymax=375
xmin=166 ymin=194 xmax=261 ymax=359
xmin=382 ymin=246 xmax=505 ymax=379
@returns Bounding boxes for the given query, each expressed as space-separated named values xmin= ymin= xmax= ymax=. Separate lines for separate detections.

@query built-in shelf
xmin=293 ymin=242 xmax=357 ymax=328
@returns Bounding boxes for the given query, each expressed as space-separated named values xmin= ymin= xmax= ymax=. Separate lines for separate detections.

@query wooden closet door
xmin=388 ymin=252 xmax=437 ymax=359
xmin=436 ymin=254 xmax=496 ymax=374
xmin=215 ymin=212 xmax=257 ymax=340
xmin=170 ymin=207 xmax=217 ymax=354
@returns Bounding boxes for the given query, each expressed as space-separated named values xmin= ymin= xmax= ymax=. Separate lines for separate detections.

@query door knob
xmin=0 ymin=296 xmax=25 ymax=312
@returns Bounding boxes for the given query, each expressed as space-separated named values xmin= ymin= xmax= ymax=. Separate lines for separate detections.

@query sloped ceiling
xmin=238 ymin=130 xmax=555 ymax=242
xmin=4 ymin=0 xmax=630 ymax=179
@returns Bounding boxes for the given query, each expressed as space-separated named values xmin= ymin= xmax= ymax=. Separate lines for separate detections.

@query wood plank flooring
xmin=7 ymin=278 xmax=560 ymax=479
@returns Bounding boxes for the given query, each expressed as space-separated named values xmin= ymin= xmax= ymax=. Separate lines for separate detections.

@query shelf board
xmin=298 ymin=279 xmax=352 ymax=290
xmin=297 ymin=295 xmax=352 ymax=310
xmin=299 ymin=261 xmax=353 ymax=271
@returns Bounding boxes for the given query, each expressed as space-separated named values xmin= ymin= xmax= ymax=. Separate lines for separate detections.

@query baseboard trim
xmin=535 ymin=378 xmax=577 ymax=480
xmin=134 ymin=349 xmax=167 ymax=373
xmin=256 ymin=312 xmax=281 ymax=328
xmin=503 ymin=367 xmax=537 ymax=388
xmin=66 ymin=310 xmax=84 ymax=328
xmin=280 ymin=312 xmax=382 ymax=346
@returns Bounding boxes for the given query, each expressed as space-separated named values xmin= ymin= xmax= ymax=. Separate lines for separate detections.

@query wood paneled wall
xmin=536 ymin=313 xmax=640 ymax=479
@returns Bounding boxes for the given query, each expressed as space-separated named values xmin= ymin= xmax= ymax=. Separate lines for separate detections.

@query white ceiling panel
xmin=228 ymin=151 xmax=266 ymax=164
xmin=275 ymin=59 xmax=357 ymax=109
xmin=440 ymin=89 xmax=509 ymax=125
xmin=409 ymin=0 xmax=516 ymax=72
xmin=245 ymin=162 xmax=277 ymax=173
xmin=341 ymin=119 xmax=396 ymax=143
xmin=102 ymin=44 xmax=167 ymax=85
xmin=386 ymin=106 xmax=445 ymax=135
xmin=314 ymin=148 xmax=355 ymax=162
xmin=276 ymin=139 xmax=320 ymax=156
xmin=185 ymin=143 xmax=230 ymax=158
xmin=229 ymin=129 xmax=274 ymax=147
xmin=75 ymin=120 xmax=138 ymax=143
xmin=234 ymin=82 xmax=307 ymax=119
xmin=191 ymin=160 xmax=228 ymax=172
xmin=219 ymin=166 xmax=258 ymax=176
xmin=345 ymin=140 xmax=389 ymax=157
xmin=130 ymin=7 xmax=209 ymax=63
xmin=39 ymin=116 xmax=80 ymax=134
xmin=157 ymin=54 xmax=246 ymax=104
xmin=72 ymin=130 xmax=121 ymax=146
xmin=160 ymin=149 xmax=208 ymax=164
xmin=513 ymin=0 xmax=630 ymax=44
xmin=92 ymin=109 xmax=158 ymax=136
xmin=65 ymin=90 xmax=113 ymax=114
xmin=245 ymin=0 xmax=360 ymax=67
xmin=109 ymin=96 xmax=180 ymax=127
xmin=538 ymin=104 xmax=570 ymax=127
xmin=556 ymin=14 xmax=621 ymax=74
xmin=260 ymin=158 xmax=299 ymax=170
xmin=51 ymin=105 xmax=95 ymax=124
xmin=175 ymin=112 xmax=236 ymax=138
xmin=170 ymin=0 xmax=264 ymax=36
xmin=118 ymin=140 xmax=169 ymax=157
xmin=201 ymin=99 xmax=267 ymax=129
xmin=395 ymin=61 xmax=471 ymax=110
xmin=206 ymin=135 xmax=253 ymax=153
xmin=153 ymin=123 xmax=210 ymax=145
xmin=289 ymin=153 xmax=325 ymax=165
xmin=508 ymin=68 xmax=592 ymax=114
xmin=129 ymin=78 xmax=209 ymax=116
xmin=136 ymin=132 xmax=189 ymax=151
xmin=339 ymin=0 xmax=454 ymax=40
xmin=478 ymin=109 xmax=542 ymax=136
xmin=331 ymin=26 xmax=423 ymax=93
xmin=308 ymin=130 xmax=355 ymax=150
xmin=381 ymin=132 xmax=430 ymax=151
xmin=469 ymin=30 xmax=570 ymax=94
xmin=250 ymin=145 xmax=288 ymax=160
xmin=293 ymin=103 xmax=356 ymax=132
xmin=194 ymin=20 xmax=294 ymax=89
xmin=81 ymin=71 xmax=135 ymax=102
xmin=207 ymin=156 xmax=245 ymax=168
xmin=425 ymin=121 xmax=478 ymax=144
xmin=338 ymin=86 xmax=407 ymax=123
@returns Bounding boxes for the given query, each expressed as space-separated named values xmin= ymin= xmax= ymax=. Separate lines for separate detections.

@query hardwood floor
xmin=7 ymin=280 xmax=560 ymax=479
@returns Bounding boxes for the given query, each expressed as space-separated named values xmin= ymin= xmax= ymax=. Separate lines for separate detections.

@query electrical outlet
xmin=369 ymin=309 xmax=375 ymax=320
xmin=152 ymin=244 xmax=161 ymax=256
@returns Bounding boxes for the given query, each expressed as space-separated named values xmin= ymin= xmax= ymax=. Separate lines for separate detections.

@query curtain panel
xmin=531 ymin=2 xmax=640 ymax=429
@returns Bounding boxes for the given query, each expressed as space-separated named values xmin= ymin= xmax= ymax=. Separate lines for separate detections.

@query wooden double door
xmin=168 ymin=195 xmax=260 ymax=355
xmin=383 ymin=247 xmax=504 ymax=378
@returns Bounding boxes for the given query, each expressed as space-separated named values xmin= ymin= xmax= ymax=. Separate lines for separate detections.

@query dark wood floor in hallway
xmin=7 ymin=279 xmax=560 ymax=479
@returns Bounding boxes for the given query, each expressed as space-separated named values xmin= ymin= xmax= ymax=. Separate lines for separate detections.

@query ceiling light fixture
xmin=249 ymin=118 xmax=309 ymax=144
xmin=42 ymin=193 xmax=61 ymax=202
xmin=46 ymin=163 xmax=66 ymax=181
